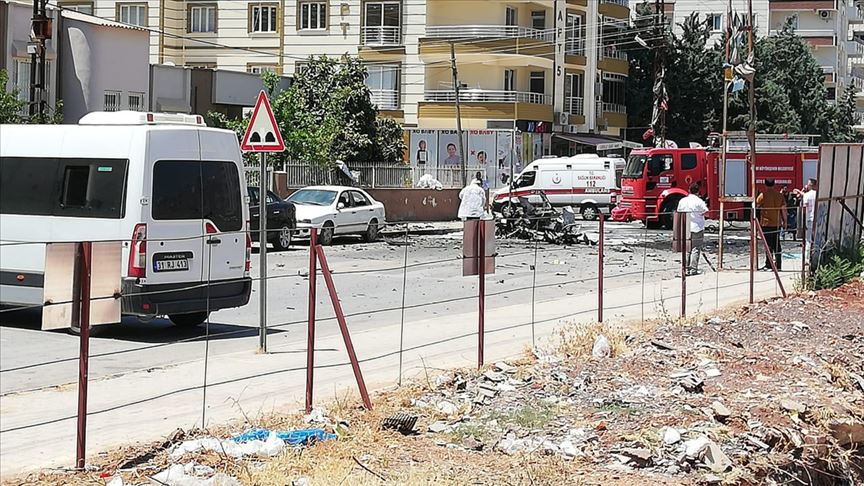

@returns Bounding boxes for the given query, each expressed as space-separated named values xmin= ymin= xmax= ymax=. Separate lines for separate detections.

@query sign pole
xmin=75 ymin=242 xmax=92 ymax=470
xmin=258 ymin=152 xmax=268 ymax=353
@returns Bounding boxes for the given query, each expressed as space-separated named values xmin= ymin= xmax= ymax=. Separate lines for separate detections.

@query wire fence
xmin=0 ymin=211 xmax=811 ymax=472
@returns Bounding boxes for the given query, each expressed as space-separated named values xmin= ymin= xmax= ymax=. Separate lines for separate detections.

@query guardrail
xmin=370 ymin=89 xmax=400 ymax=111
xmin=601 ymin=46 xmax=628 ymax=61
xmin=567 ymin=97 xmax=584 ymax=116
xmin=425 ymin=89 xmax=552 ymax=105
xmin=362 ymin=26 xmax=402 ymax=46
xmin=425 ymin=25 xmax=554 ymax=42
xmin=602 ymin=102 xmax=627 ymax=114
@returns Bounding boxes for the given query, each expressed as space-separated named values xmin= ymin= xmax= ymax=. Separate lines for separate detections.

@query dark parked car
xmin=248 ymin=187 xmax=296 ymax=251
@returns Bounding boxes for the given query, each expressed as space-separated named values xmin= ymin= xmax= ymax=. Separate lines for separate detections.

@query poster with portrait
xmin=409 ymin=130 xmax=438 ymax=169
xmin=532 ymin=134 xmax=543 ymax=160
xmin=468 ymin=129 xmax=497 ymax=185
xmin=437 ymin=130 xmax=468 ymax=167
xmin=496 ymin=131 xmax=514 ymax=186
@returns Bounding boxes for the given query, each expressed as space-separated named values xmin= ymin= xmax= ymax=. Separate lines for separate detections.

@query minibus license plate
xmin=153 ymin=252 xmax=192 ymax=272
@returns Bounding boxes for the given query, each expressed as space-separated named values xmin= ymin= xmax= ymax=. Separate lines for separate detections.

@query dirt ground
xmin=7 ymin=281 xmax=862 ymax=486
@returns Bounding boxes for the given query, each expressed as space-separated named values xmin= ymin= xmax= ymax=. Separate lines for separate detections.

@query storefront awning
xmin=553 ymin=133 xmax=643 ymax=151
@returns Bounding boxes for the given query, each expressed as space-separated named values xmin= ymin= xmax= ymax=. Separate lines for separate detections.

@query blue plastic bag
xmin=232 ymin=428 xmax=336 ymax=446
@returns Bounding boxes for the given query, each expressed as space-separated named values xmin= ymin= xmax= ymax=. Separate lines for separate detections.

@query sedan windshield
xmin=288 ymin=189 xmax=337 ymax=206
xmin=623 ymin=155 xmax=647 ymax=178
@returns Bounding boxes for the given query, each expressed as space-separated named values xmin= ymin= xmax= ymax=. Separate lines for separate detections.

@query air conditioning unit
xmin=557 ymin=112 xmax=569 ymax=125
xmin=818 ymin=9 xmax=832 ymax=20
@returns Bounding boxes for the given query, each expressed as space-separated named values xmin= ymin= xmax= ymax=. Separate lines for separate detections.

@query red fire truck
xmin=610 ymin=134 xmax=819 ymax=228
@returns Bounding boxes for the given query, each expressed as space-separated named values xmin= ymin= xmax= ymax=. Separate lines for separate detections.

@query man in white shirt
xmin=799 ymin=178 xmax=817 ymax=247
xmin=677 ymin=183 xmax=709 ymax=275
xmin=458 ymin=172 xmax=487 ymax=220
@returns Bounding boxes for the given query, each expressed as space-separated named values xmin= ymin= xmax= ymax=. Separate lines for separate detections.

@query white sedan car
xmin=288 ymin=186 xmax=386 ymax=245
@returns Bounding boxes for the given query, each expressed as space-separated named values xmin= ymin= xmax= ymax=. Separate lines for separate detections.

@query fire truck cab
xmin=611 ymin=134 xmax=819 ymax=229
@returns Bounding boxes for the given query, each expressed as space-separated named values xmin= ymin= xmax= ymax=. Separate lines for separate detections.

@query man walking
xmin=677 ymin=183 xmax=709 ymax=276
xmin=458 ymin=172 xmax=486 ymax=221
xmin=756 ymin=179 xmax=787 ymax=271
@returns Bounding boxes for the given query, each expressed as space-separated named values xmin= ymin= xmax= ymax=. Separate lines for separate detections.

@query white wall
xmin=60 ymin=16 xmax=150 ymax=122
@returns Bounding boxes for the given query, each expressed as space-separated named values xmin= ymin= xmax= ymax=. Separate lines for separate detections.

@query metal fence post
xmin=75 ymin=241 xmax=92 ymax=470
xmin=478 ymin=220 xmax=486 ymax=368
xmin=598 ymin=213 xmax=604 ymax=323
xmin=679 ymin=213 xmax=687 ymax=319
xmin=305 ymin=229 xmax=318 ymax=413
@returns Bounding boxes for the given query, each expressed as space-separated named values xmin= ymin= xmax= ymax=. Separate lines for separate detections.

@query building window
xmin=566 ymin=14 xmax=585 ymax=56
xmin=505 ymin=6 xmax=517 ymax=26
xmin=565 ymin=72 xmax=584 ymax=115
xmin=104 ymin=91 xmax=122 ymax=111
xmin=13 ymin=59 xmax=52 ymax=113
xmin=187 ymin=62 xmax=217 ymax=69
xmin=602 ymin=73 xmax=626 ymax=113
xmin=128 ymin=92 xmax=145 ymax=111
xmin=250 ymin=3 xmax=278 ymax=33
xmin=363 ymin=1 xmax=401 ymax=45
xmin=707 ymin=13 xmax=722 ymax=32
xmin=529 ymin=71 xmax=545 ymax=94
xmin=248 ymin=64 xmax=277 ymax=74
xmin=60 ymin=2 xmax=93 ymax=14
xmin=299 ymin=1 xmax=327 ymax=30
xmin=503 ymin=69 xmax=515 ymax=91
xmin=118 ymin=3 xmax=147 ymax=26
xmin=189 ymin=4 xmax=217 ymax=33
xmin=366 ymin=64 xmax=399 ymax=110
xmin=531 ymin=10 xmax=545 ymax=30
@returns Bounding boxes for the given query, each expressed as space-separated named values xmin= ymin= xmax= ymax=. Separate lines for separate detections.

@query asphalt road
xmin=0 ymin=221 xmax=759 ymax=397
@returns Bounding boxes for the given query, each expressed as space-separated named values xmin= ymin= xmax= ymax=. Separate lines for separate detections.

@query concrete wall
xmin=150 ymin=64 xmax=192 ymax=112
xmin=59 ymin=15 xmax=149 ymax=122
xmin=277 ymin=186 xmax=461 ymax=222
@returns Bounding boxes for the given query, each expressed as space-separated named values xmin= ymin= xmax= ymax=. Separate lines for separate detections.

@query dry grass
xmin=554 ymin=321 xmax=630 ymax=359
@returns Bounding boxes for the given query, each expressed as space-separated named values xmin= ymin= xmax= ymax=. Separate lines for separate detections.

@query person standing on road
xmin=794 ymin=178 xmax=817 ymax=249
xmin=677 ymin=183 xmax=709 ymax=276
xmin=458 ymin=173 xmax=486 ymax=220
xmin=756 ymin=179 xmax=787 ymax=271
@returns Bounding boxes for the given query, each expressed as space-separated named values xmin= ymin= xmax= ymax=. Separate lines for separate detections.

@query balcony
xmin=602 ymin=102 xmax=626 ymax=114
xmin=565 ymin=38 xmax=586 ymax=57
xmin=425 ymin=89 xmax=551 ymax=105
xmin=370 ymin=89 xmax=399 ymax=111
xmin=426 ymin=25 xmax=554 ymax=42
xmin=601 ymin=0 xmax=629 ymax=6
xmin=599 ymin=0 xmax=630 ymax=18
xmin=566 ymin=96 xmax=584 ymax=116
xmin=361 ymin=26 xmax=402 ymax=46
xmin=601 ymin=45 xmax=628 ymax=61
xmin=768 ymin=1 xmax=835 ymax=11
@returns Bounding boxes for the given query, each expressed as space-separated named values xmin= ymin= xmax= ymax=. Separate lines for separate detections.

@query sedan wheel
xmin=272 ymin=223 xmax=293 ymax=251
xmin=318 ymin=222 xmax=335 ymax=246
xmin=363 ymin=219 xmax=379 ymax=242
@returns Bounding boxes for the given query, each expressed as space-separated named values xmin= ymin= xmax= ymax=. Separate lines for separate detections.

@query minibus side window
xmin=61 ymin=166 xmax=90 ymax=208
xmin=0 ymin=157 xmax=127 ymax=218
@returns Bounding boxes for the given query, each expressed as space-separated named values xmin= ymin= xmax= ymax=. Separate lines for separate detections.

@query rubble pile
xmin=405 ymin=282 xmax=863 ymax=484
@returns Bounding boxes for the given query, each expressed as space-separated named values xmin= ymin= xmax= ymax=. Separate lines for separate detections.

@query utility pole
xmin=718 ymin=0 xmax=733 ymax=269
xmin=747 ymin=0 xmax=757 ymax=304
xmin=29 ymin=0 xmax=51 ymax=120
xmin=651 ymin=0 xmax=668 ymax=147
xmin=450 ymin=42 xmax=467 ymax=185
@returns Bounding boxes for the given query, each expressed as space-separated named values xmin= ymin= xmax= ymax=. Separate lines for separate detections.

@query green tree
xmin=1 ymin=70 xmax=26 ymax=123
xmin=213 ymin=56 xmax=406 ymax=168
xmin=627 ymin=15 xmax=858 ymax=145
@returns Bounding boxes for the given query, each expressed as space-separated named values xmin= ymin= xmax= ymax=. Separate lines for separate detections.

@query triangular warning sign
xmin=241 ymin=91 xmax=285 ymax=152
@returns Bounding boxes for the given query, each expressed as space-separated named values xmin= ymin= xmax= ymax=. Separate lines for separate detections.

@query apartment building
xmin=632 ymin=0 xmax=864 ymax=101
xmin=51 ymin=0 xmax=632 ymax=148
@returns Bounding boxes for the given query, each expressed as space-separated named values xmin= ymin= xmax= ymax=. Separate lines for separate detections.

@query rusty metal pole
xmin=598 ymin=213 xmax=604 ymax=323
xmin=316 ymin=248 xmax=373 ymax=410
xmin=478 ymin=220 xmax=486 ymax=368
xmin=755 ymin=221 xmax=787 ymax=298
xmin=749 ymin=217 xmax=756 ymax=304
xmin=75 ymin=241 xmax=92 ymax=470
xmin=680 ymin=215 xmax=687 ymax=318
xmin=305 ymin=229 xmax=318 ymax=413
xmin=801 ymin=205 xmax=807 ymax=285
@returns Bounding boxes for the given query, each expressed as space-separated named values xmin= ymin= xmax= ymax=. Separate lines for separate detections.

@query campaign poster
xmin=468 ymin=129 xmax=497 ymax=185
xmin=522 ymin=132 xmax=533 ymax=165
xmin=437 ymin=130 xmax=468 ymax=167
xmin=514 ymin=132 xmax=524 ymax=172
xmin=496 ymin=131 xmax=514 ymax=186
xmin=409 ymin=129 xmax=438 ymax=169
xmin=533 ymin=133 xmax=543 ymax=160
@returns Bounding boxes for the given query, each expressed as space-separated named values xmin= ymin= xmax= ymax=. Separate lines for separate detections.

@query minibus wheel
xmin=169 ymin=312 xmax=209 ymax=327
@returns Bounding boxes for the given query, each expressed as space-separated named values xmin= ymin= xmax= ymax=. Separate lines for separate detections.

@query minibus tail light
xmin=129 ymin=224 xmax=147 ymax=278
